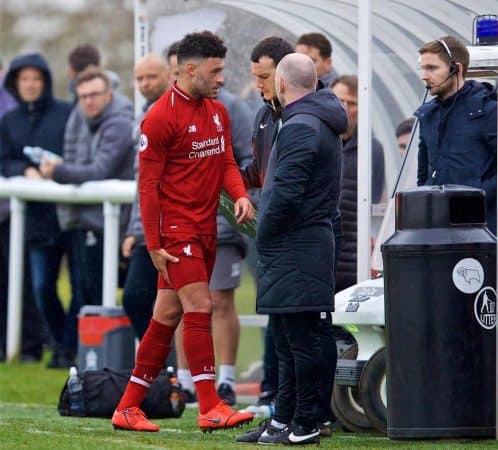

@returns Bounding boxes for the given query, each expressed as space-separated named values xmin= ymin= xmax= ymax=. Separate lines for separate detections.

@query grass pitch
xmin=1 ymin=269 xmax=497 ymax=448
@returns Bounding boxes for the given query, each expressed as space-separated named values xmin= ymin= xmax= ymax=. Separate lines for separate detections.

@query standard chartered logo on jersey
xmin=189 ymin=135 xmax=225 ymax=159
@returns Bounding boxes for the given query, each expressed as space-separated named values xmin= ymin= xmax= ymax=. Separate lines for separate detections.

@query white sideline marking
xmin=26 ymin=428 xmax=56 ymax=435
xmin=335 ymin=435 xmax=387 ymax=441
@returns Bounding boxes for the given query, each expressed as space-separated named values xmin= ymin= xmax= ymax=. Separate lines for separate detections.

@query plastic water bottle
xmin=166 ymin=366 xmax=184 ymax=417
xmin=23 ymin=146 xmax=62 ymax=164
xmin=67 ymin=366 xmax=85 ymax=417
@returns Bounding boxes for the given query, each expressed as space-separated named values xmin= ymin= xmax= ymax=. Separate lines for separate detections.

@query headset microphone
xmin=425 ymin=71 xmax=455 ymax=89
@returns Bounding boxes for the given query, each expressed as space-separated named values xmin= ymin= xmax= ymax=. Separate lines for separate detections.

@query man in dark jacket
xmin=239 ymin=36 xmax=293 ymax=414
xmin=253 ymin=53 xmax=347 ymax=445
xmin=331 ymin=75 xmax=385 ymax=292
xmin=416 ymin=36 xmax=497 ymax=234
xmin=237 ymin=38 xmax=339 ymax=441
xmin=0 ymin=53 xmax=72 ymax=364
xmin=40 ymin=66 xmax=134 ymax=309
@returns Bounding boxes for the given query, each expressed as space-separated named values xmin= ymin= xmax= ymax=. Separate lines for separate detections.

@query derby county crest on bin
xmin=474 ymin=287 xmax=497 ymax=330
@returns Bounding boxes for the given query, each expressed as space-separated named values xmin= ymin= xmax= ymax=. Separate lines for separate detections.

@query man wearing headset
xmin=416 ymin=36 xmax=497 ymax=234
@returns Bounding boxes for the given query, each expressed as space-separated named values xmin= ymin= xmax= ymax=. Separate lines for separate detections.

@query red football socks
xmin=183 ymin=312 xmax=219 ymax=414
xmin=117 ymin=318 xmax=175 ymax=411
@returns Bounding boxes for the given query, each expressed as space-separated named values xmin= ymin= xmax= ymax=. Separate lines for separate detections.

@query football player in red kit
xmin=112 ymin=31 xmax=254 ymax=432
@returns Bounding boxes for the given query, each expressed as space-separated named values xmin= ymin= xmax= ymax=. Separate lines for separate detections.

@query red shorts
xmin=157 ymin=233 xmax=217 ymax=291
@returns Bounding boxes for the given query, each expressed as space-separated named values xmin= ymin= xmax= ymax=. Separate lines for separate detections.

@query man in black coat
xmin=253 ymin=53 xmax=347 ymax=445
xmin=331 ymin=75 xmax=385 ymax=292
xmin=0 ymin=53 xmax=72 ymax=365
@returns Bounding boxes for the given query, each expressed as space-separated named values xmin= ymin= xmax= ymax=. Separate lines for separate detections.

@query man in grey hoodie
xmin=40 ymin=66 xmax=134 ymax=307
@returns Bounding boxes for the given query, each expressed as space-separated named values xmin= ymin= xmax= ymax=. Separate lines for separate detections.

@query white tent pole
xmin=134 ymin=0 xmax=149 ymax=117
xmin=357 ymin=0 xmax=372 ymax=283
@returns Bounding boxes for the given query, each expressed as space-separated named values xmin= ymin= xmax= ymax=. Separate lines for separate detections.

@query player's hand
xmin=234 ymin=197 xmax=255 ymax=224
xmin=121 ymin=235 xmax=136 ymax=258
xmin=148 ymin=248 xmax=179 ymax=284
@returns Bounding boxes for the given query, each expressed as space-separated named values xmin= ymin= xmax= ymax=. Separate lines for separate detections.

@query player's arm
xmin=138 ymin=115 xmax=179 ymax=282
xmin=138 ymin=116 xmax=165 ymax=251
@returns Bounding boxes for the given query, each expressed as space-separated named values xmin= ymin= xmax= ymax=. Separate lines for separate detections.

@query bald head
xmin=134 ymin=53 xmax=169 ymax=102
xmin=275 ymin=53 xmax=317 ymax=106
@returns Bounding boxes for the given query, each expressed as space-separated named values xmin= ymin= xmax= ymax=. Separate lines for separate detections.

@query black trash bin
xmin=382 ymin=185 xmax=496 ymax=439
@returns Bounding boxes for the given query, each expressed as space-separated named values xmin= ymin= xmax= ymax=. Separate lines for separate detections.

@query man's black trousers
xmin=271 ymin=312 xmax=334 ymax=430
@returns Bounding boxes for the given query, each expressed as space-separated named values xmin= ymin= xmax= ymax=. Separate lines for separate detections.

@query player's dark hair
xmin=177 ymin=31 xmax=227 ymax=65
xmin=250 ymin=37 xmax=294 ymax=66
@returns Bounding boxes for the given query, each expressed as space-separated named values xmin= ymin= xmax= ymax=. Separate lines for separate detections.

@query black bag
xmin=58 ymin=368 xmax=185 ymax=418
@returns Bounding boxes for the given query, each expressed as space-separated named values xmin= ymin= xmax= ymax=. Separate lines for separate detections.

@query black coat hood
xmin=4 ymin=53 xmax=53 ymax=110
xmin=281 ymin=89 xmax=348 ymax=135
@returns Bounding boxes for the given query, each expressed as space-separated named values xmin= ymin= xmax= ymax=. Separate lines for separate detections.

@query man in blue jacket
xmin=0 ymin=53 xmax=72 ymax=365
xmin=416 ymin=36 xmax=497 ymax=234
xmin=252 ymin=53 xmax=347 ymax=445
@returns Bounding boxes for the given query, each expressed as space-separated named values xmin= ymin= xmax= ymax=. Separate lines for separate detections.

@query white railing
xmin=0 ymin=176 xmax=267 ymax=362
xmin=0 ymin=177 xmax=135 ymax=362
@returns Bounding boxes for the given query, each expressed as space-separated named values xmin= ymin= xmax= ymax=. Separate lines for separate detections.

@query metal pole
xmin=102 ymin=201 xmax=120 ymax=307
xmin=357 ymin=0 xmax=373 ymax=282
xmin=134 ymin=0 xmax=149 ymax=117
xmin=6 ymin=197 xmax=25 ymax=361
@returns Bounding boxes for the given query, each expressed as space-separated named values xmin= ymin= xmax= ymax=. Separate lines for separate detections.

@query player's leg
xmin=112 ymin=288 xmax=182 ymax=431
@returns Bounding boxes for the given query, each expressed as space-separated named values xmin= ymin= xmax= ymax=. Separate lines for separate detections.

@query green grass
xmin=2 ymin=266 xmax=497 ymax=448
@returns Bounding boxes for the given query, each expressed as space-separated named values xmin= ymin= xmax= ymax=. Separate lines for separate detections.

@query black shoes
xmin=287 ymin=423 xmax=320 ymax=445
xmin=236 ymin=418 xmax=270 ymax=443
xmin=217 ymin=382 xmax=236 ymax=406
xmin=257 ymin=422 xmax=291 ymax=445
xmin=237 ymin=419 xmax=320 ymax=445
xmin=318 ymin=419 xmax=341 ymax=437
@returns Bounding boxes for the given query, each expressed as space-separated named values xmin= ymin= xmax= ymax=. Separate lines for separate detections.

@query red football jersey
xmin=138 ymin=83 xmax=248 ymax=250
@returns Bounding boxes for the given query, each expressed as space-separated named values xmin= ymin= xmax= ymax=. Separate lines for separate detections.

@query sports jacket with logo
xmin=139 ymin=83 xmax=248 ymax=250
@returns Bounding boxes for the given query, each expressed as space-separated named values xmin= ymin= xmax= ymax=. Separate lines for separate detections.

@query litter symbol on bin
xmin=474 ymin=287 xmax=496 ymax=330
xmin=452 ymin=258 xmax=484 ymax=294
